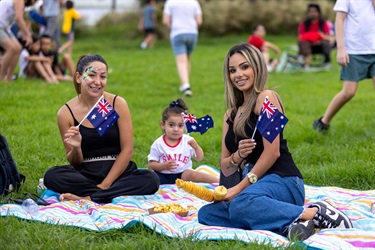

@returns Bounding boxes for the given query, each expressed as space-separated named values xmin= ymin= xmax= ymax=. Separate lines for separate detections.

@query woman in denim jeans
xmin=198 ymin=43 xmax=353 ymax=241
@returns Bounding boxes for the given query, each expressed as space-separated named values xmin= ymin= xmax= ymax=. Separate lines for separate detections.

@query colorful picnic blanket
xmin=1 ymin=165 xmax=374 ymax=249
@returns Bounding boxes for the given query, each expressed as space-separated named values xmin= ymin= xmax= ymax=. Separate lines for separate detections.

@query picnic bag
xmin=0 ymin=134 xmax=25 ymax=196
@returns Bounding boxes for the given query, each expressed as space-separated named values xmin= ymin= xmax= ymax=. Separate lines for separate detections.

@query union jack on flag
xmin=261 ymin=98 xmax=277 ymax=119
xmin=182 ymin=114 xmax=198 ymax=124
xmin=88 ymin=96 xmax=119 ymax=136
xmin=183 ymin=114 xmax=214 ymax=134
xmin=97 ymin=98 xmax=113 ymax=117
xmin=255 ymin=97 xmax=288 ymax=143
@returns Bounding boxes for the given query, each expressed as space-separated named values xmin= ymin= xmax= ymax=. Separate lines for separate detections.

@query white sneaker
xmin=179 ymin=84 xmax=193 ymax=96
xmin=310 ymin=201 xmax=353 ymax=229
xmin=297 ymin=55 xmax=305 ymax=65
xmin=182 ymin=88 xmax=192 ymax=96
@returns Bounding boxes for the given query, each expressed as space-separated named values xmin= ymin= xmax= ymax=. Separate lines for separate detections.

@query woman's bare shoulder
xmin=105 ymin=92 xmax=127 ymax=106
xmin=57 ymin=96 xmax=78 ymax=118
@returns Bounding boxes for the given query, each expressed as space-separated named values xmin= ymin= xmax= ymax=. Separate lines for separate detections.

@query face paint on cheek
xmin=83 ymin=66 xmax=94 ymax=81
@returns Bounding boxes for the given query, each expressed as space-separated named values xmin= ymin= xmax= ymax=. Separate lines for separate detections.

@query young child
xmin=18 ymin=35 xmax=59 ymax=83
xmin=138 ymin=0 xmax=156 ymax=49
xmin=59 ymin=0 xmax=80 ymax=55
xmin=247 ymin=24 xmax=281 ymax=72
xmin=148 ymin=99 xmax=219 ymax=185
xmin=40 ymin=34 xmax=74 ymax=81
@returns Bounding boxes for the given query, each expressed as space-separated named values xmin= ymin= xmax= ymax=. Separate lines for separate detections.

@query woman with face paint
xmin=43 ymin=54 xmax=160 ymax=203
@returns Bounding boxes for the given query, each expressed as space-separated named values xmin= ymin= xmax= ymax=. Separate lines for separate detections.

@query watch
xmin=247 ymin=172 xmax=258 ymax=184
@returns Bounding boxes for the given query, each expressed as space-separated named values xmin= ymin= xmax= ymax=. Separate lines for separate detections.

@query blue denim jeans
xmin=198 ymin=173 xmax=305 ymax=236
xmin=241 ymin=162 xmax=254 ymax=179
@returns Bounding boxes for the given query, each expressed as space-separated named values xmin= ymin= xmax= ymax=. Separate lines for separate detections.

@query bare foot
xmin=46 ymin=79 xmax=58 ymax=84
xmin=57 ymin=75 xmax=73 ymax=81
xmin=60 ymin=193 xmax=91 ymax=201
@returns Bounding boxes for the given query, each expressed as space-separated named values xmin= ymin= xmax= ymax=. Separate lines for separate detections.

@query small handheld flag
xmin=183 ymin=114 xmax=214 ymax=134
xmin=86 ymin=96 xmax=119 ymax=136
xmin=252 ymin=96 xmax=288 ymax=143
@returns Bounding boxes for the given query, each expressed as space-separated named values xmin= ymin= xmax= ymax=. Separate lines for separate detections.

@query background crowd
xmin=0 ymin=0 xmax=79 ymax=82
xmin=1 ymin=0 xmax=338 ymax=84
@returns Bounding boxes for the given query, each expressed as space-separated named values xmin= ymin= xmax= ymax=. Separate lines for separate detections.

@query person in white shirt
xmin=163 ymin=0 xmax=202 ymax=96
xmin=313 ymin=0 xmax=375 ymax=132
xmin=148 ymin=98 xmax=219 ymax=185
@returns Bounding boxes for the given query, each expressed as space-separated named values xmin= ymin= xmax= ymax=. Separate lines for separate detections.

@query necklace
xmin=238 ymin=107 xmax=243 ymax=117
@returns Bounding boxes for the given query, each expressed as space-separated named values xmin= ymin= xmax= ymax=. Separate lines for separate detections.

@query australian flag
xmin=256 ymin=97 xmax=288 ymax=143
xmin=183 ymin=114 xmax=214 ymax=135
xmin=88 ymin=96 xmax=119 ymax=136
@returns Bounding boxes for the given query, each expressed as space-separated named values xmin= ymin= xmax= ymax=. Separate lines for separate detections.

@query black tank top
xmin=65 ymin=96 xmax=121 ymax=159
xmin=225 ymin=111 xmax=302 ymax=178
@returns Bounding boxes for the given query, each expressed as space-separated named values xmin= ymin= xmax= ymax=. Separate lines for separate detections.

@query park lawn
xmin=0 ymin=33 xmax=374 ymax=249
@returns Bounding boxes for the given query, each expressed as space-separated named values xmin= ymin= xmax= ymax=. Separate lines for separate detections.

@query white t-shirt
xmin=333 ymin=0 xmax=375 ymax=54
xmin=148 ymin=134 xmax=196 ymax=174
xmin=0 ymin=0 xmax=15 ymax=29
xmin=163 ymin=0 xmax=202 ymax=39
xmin=43 ymin=0 xmax=60 ymax=17
xmin=18 ymin=49 xmax=30 ymax=78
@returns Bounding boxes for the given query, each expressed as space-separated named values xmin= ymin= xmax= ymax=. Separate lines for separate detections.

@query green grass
xmin=0 ymin=33 xmax=374 ymax=249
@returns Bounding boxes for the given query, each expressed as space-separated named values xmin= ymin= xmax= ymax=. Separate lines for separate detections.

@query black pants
xmin=44 ymin=160 xmax=160 ymax=203
xmin=298 ymin=40 xmax=331 ymax=63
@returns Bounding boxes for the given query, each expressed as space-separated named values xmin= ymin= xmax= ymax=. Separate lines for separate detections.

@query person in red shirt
xmin=298 ymin=3 xmax=335 ymax=69
xmin=247 ymin=24 xmax=280 ymax=72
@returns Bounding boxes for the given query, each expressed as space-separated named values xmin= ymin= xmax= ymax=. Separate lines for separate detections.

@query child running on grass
xmin=148 ymin=98 xmax=219 ymax=185
xmin=138 ymin=0 xmax=157 ymax=49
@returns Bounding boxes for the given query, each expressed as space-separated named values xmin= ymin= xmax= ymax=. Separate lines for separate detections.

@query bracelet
xmin=238 ymin=150 xmax=245 ymax=159
xmin=229 ymin=153 xmax=239 ymax=168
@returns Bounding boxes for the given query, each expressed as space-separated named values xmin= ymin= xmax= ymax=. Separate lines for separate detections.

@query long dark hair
xmin=304 ymin=3 xmax=325 ymax=32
